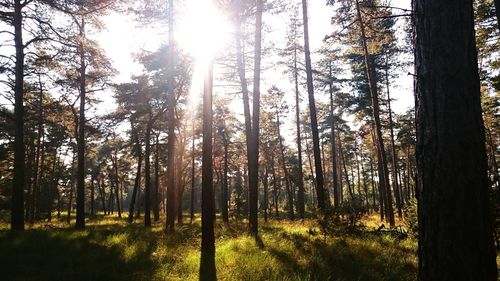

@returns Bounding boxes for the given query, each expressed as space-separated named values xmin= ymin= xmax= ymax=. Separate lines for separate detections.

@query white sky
xmin=94 ymin=0 xmax=414 ymax=135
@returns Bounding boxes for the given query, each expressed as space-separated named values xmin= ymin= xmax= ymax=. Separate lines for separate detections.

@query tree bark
xmin=302 ymin=0 xmax=326 ymax=212
xmin=75 ymin=15 xmax=86 ymax=229
xmin=200 ymin=60 xmax=216 ymax=281
xmin=248 ymin=0 xmax=263 ymax=236
xmin=414 ymin=0 xmax=497 ymax=279
xmin=11 ymin=0 xmax=25 ymax=231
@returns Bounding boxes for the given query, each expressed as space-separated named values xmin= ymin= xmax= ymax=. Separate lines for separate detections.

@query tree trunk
xmin=248 ymin=0 xmax=263 ymax=236
xmin=144 ymin=120 xmax=152 ymax=227
xmin=166 ymin=0 xmax=177 ymax=232
xmin=385 ymin=54 xmax=402 ymax=218
xmin=355 ymin=0 xmax=394 ymax=227
xmin=176 ymin=138 xmax=185 ymax=225
xmin=263 ymin=167 xmax=269 ymax=222
xmin=414 ymin=0 xmax=497 ymax=279
xmin=154 ymin=134 xmax=160 ymax=221
xmin=112 ymin=152 xmax=122 ymax=218
xmin=277 ymin=110 xmax=294 ymax=220
xmin=294 ymin=31 xmax=305 ymax=219
xmin=200 ymin=59 xmax=216 ymax=281
xmin=128 ymin=144 xmax=142 ymax=223
xmin=11 ymin=0 xmax=25 ymax=231
xmin=190 ymin=119 xmax=196 ymax=223
xmin=222 ymin=128 xmax=229 ymax=223
xmin=302 ymin=0 xmax=326 ymax=212
xmin=328 ymin=62 xmax=340 ymax=211
xmin=75 ymin=15 xmax=86 ymax=230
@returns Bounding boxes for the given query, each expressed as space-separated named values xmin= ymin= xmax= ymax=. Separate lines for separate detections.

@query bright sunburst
xmin=176 ymin=0 xmax=233 ymax=64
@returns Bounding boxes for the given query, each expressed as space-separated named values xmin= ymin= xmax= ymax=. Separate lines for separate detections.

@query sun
xmin=176 ymin=0 xmax=233 ymax=64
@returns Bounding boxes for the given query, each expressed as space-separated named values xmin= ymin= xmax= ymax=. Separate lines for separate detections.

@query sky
xmin=94 ymin=0 xmax=414 ymax=133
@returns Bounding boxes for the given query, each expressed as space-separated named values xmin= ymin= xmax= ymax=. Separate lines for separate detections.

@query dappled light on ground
xmin=0 ymin=215 xmax=417 ymax=281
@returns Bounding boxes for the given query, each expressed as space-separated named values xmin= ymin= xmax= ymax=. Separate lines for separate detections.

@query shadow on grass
xmin=0 ymin=226 xmax=156 ymax=281
xmin=266 ymin=229 xmax=417 ymax=281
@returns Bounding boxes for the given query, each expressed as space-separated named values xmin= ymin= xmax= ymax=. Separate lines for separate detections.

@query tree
xmin=414 ymin=0 xmax=497 ymax=279
xmin=302 ymin=0 xmax=326 ymax=213
xmin=280 ymin=3 xmax=306 ymax=219
xmin=199 ymin=59 xmax=216 ymax=280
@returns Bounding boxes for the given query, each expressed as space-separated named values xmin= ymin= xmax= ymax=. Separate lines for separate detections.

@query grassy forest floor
xmin=0 ymin=213 xmax=418 ymax=281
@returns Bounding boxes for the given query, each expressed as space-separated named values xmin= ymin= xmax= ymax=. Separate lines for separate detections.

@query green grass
xmin=0 ymin=215 xmax=417 ymax=281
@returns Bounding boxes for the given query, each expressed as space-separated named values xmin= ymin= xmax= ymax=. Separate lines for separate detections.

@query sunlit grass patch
xmin=0 ymin=215 xmax=417 ymax=281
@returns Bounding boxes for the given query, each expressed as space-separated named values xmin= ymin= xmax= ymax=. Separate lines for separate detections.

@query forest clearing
xmin=0 ymin=0 xmax=498 ymax=280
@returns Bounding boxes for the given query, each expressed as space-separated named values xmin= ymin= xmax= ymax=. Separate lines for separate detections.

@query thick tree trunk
xmin=302 ymin=0 xmax=326 ymax=212
xmin=11 ymin=0 xmax=25 ymax=231
xmin=414 ymin=0 xmax=498 ymax=279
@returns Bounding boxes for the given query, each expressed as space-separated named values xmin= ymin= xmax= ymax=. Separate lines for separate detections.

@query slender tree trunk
xmin=128 ymin=146 xmax=142 ymax=223
xmin=369 ymin=155 xmax=378 ymax=214
xmin=222 ymin=129 xmax=229 ymax=223
xmin=328 ymin=62 xmax=340 ymax=211
xmin=90 ymin=176 xmax=95 ymax=216
xmin=200 ymin=59 xmax=216 ymax=281
xmin=98 ymin=176 xmax=106 ymax=215
xmin=270 ymin=154 xmax=279 ymax=218
xmin=385 ymin=54 xmax=402 ymax=218
xmin=277 ymin=110 xmax=294 ymax=220
xmin=355 ymin=0 xmax=394 ymax=227
xmin=154 ymin=134 xmax=160 ymax=221
xmin=294 ymin=33 xmax=305 ymax=220
xmin=414 ymin=0 xmax=497 ymax=279
xmin=112 ymin=152 xmax=122 ymax=218
xmin=263 ymin=167 xmax=269 ymax=222
xmin=176 ymin=138 xmax=185 ymax=225
xmin=248 ymin=0 xmax=263 ymax=236
xmin=190 ymin=118 xmax=196 ymax=223
xmin=144 ymin=120 xmax=152 ymax=227
xmin=30 ymin=76 xmax=44 ymax=224
xmin=11 ymin=0 xmax=25 ymax=231
xmin=67 ymin=156 xmax=76 ymax=224
xmin=166 ymin=0 xmax=177 ymax=232
xmin=75 ymin=16 xmax=86 ymax=229
xmin=302 ymin=0 xmax=326 ymax=212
